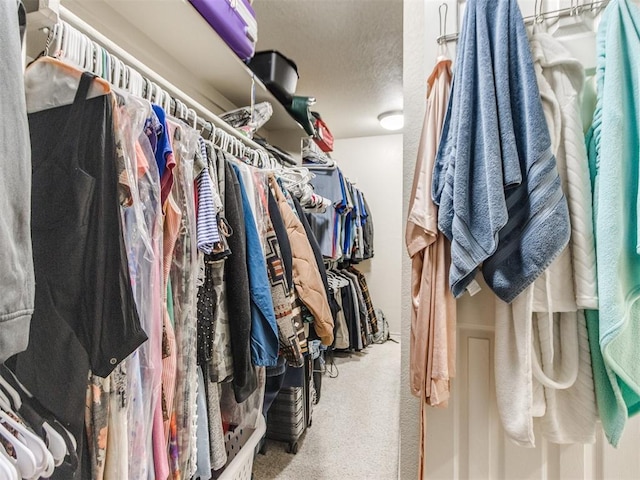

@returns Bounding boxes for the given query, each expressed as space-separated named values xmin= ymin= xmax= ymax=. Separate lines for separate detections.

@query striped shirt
xmin=196 ymin=138 xmax=220 ymax=254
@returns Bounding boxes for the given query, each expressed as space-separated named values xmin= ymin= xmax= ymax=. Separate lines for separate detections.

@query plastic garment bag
xmin=167 ymin=119 xmax=201 ymax=479
xmin=115 ymin=93 xmax=163 ymax=480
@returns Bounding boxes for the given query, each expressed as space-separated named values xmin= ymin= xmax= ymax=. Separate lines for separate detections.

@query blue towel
xmin=432 ymin=0 xmax=570 ymax=303
xmin=586 ymin=0 xmax=640 ymax=447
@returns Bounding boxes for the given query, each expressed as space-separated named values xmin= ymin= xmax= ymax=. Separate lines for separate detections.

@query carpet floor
xmin=252 ymin=338 xmax=401 ymax=480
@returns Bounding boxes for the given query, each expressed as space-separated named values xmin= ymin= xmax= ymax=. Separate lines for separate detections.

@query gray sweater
xmin=0 ymin=0 xmax=34 ymax=362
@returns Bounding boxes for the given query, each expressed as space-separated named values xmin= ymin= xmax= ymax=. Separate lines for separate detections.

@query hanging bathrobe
xmin=586 ymin=0 xmax=640 ymax=447
xmin=406 ymin=56 xmax=456 ymax=408
xmin=494 ymin=30 xmax=599 ymax=448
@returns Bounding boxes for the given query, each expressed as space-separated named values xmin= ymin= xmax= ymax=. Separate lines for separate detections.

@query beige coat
xmin=406 ymin=57 xmax=456 ymax=408
xmin=270 ymin=176 xmax=334 ymax=345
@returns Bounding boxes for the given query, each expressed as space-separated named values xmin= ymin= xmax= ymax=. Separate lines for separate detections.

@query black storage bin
xmin=248 ymin=50 xmax=299 ymax=104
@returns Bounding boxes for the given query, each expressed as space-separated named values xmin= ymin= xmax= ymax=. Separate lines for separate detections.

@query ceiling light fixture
xmin=378 ymin=110 xmax=404 ymax=131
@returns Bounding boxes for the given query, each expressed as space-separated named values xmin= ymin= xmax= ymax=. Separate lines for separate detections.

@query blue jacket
xmin=233 ymin=164 xmax=279 ymax=367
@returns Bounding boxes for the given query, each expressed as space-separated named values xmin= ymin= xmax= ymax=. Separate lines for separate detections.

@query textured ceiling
xmin=253 ymin=0 xmax=403 ymax=139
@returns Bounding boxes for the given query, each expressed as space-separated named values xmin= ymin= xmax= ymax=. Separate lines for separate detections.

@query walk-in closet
xmin=6 ymin=0 xmax=640 ymax=479
xmin=1 ymin=1 xmax=401 ymax=479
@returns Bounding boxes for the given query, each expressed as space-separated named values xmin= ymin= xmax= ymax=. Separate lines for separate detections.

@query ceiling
xmin=253 ymin=0 xmax=403 ymax=140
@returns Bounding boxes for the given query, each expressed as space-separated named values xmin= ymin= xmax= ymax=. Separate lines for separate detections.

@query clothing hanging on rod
xmin=44 ymin=11 xmax=284 ymax=169
xmin=0 ymin=0 xmax=34 ymax=367
xmin=584 ymin=0 xmax=640 ymax=448
xmin=0 ymin=3 xmax=385 ymax=477
xmin=305 ymin=163 xmax=374 ymax=262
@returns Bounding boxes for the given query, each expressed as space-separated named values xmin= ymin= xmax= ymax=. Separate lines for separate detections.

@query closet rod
xmin=55 ymin=6 xmax=274 ymax=157
xmin=436 ymin=0 xmax=610 ymax=45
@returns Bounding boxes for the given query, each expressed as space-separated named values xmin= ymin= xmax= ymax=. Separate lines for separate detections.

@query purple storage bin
xmin=189 ymin=0 xmax=256 ymax=61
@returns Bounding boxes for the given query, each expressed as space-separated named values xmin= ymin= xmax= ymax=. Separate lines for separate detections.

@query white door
xmin=424 ymin=286 xmax=640 ymax=479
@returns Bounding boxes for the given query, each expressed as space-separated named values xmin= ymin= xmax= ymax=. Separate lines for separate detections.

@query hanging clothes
xmin=233 ymin=163 xmax=279 ymax=368
xmin=0 ymin=0 xmax=34 ymax=364
xmin=204 ymin=149 xmax=234 ymax=384
xmin=12 ymin=27 xmax=379 ymax=477
xmin=14 ymin=72 xmax=147 ymax=480
xmin=117 ymin=94 xmax=164 ymax=480
xmin=586 ymin=0 xmax=640 ymax=447
xmin=493 ymin=30 xmax=599 ymax=448
xmin=167 ymin=119 xmax=200 ymax=479
xmin=269 ymin=176 xmax=334 ymax=346
xmin=406 ymin=55 xmax=456 ymax=409
xmin=223 ymin=159 xmax=258 ymax=404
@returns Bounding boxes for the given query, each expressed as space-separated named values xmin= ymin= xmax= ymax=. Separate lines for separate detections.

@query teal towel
xmin=432 ymin=0 xmax=570 ymax=303
xmin=587 ymin=0 xmax=640 ymax=447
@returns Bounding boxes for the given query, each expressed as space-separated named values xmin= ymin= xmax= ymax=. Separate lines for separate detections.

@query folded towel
xmin=432 ymin=0 xmax=570 ymax=303
xmin=586 ymin=0 xmax=640 ymax=447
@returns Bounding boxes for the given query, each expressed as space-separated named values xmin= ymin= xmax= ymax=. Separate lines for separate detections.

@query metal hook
xmin=439 ymin=3 xmax=448 ymax=40
xmin=534 ymin=0 xmax=545 ymax=23
xmin=571 ymin=0 xmax=583 ymax=16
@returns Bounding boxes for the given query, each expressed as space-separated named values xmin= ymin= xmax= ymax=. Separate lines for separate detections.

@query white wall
xmin=332 ymin=134 xmax=403 ymax=335
xmin=401 ymin=1 xmax=429 ymax=478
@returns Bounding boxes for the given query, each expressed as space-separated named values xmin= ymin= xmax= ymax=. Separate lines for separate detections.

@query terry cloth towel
xmin=406 ymin=56 xmax=456 ymax=408
xmin=432 ymin=0 xmax=570 ymax=303
xmin=586 ymin=0 xmax=640 ymax=447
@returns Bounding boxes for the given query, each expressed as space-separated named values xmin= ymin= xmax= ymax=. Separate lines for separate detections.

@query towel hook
xmin=534 ymin=0 xmax=545 ymax=23
xmin=571 ymin=0 xmax=583 ymax=16
xmin=438 ymin=3 xmax=448 ymax=44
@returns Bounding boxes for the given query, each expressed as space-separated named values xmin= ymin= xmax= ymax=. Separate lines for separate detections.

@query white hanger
xmin=150 ymin=82 xmax=160 ymax=104
xmin=0 ymin=421 xmax=38 ymax=480
xmin=105 ymin=48 xmax=112 ymax=82
xmin=82 ymin=34 xmax=91 ymax=71
xmin=111 ymin=54 xmax=120 ymax=88
xmin=131 ymin=68 xmax=143 ymax=97
xmin=0 ymin=369 xmax=69 ymax=467
xmin=221 ymin=130 xmax=230 ymax=153
xmin=121 ymin=60 xmax=130 ymax=91
xmin=59 ymin=24 xmax=69 ymax=62
xmin=84 ymin=40 xmax=92 ymax=74
xmin=84 ymin=39 xmax=94 ymax=73
xmin=186 ymin=108 xmax=198 ymax=129
xmin=50 ymin=23 xmax=62 ymax=57
xmin=0 ymin=378 xmax=21 ymax=412
xmin=73 ymin=29 xmax=83 ymax=67
xmin=41 ymin=423 xmax=66 ymax=467
xmin=163 ymin=89 xmax=171 ymax=113
xmin=0 ymin=453 xmax=19 ymax=480
xmin=0 ymin=410 xmax=54 ymax=478
xmin=209 ymin=123 xmax=218 ymax=139
xmin=64 ymin=26 xmax=75 ymax=65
